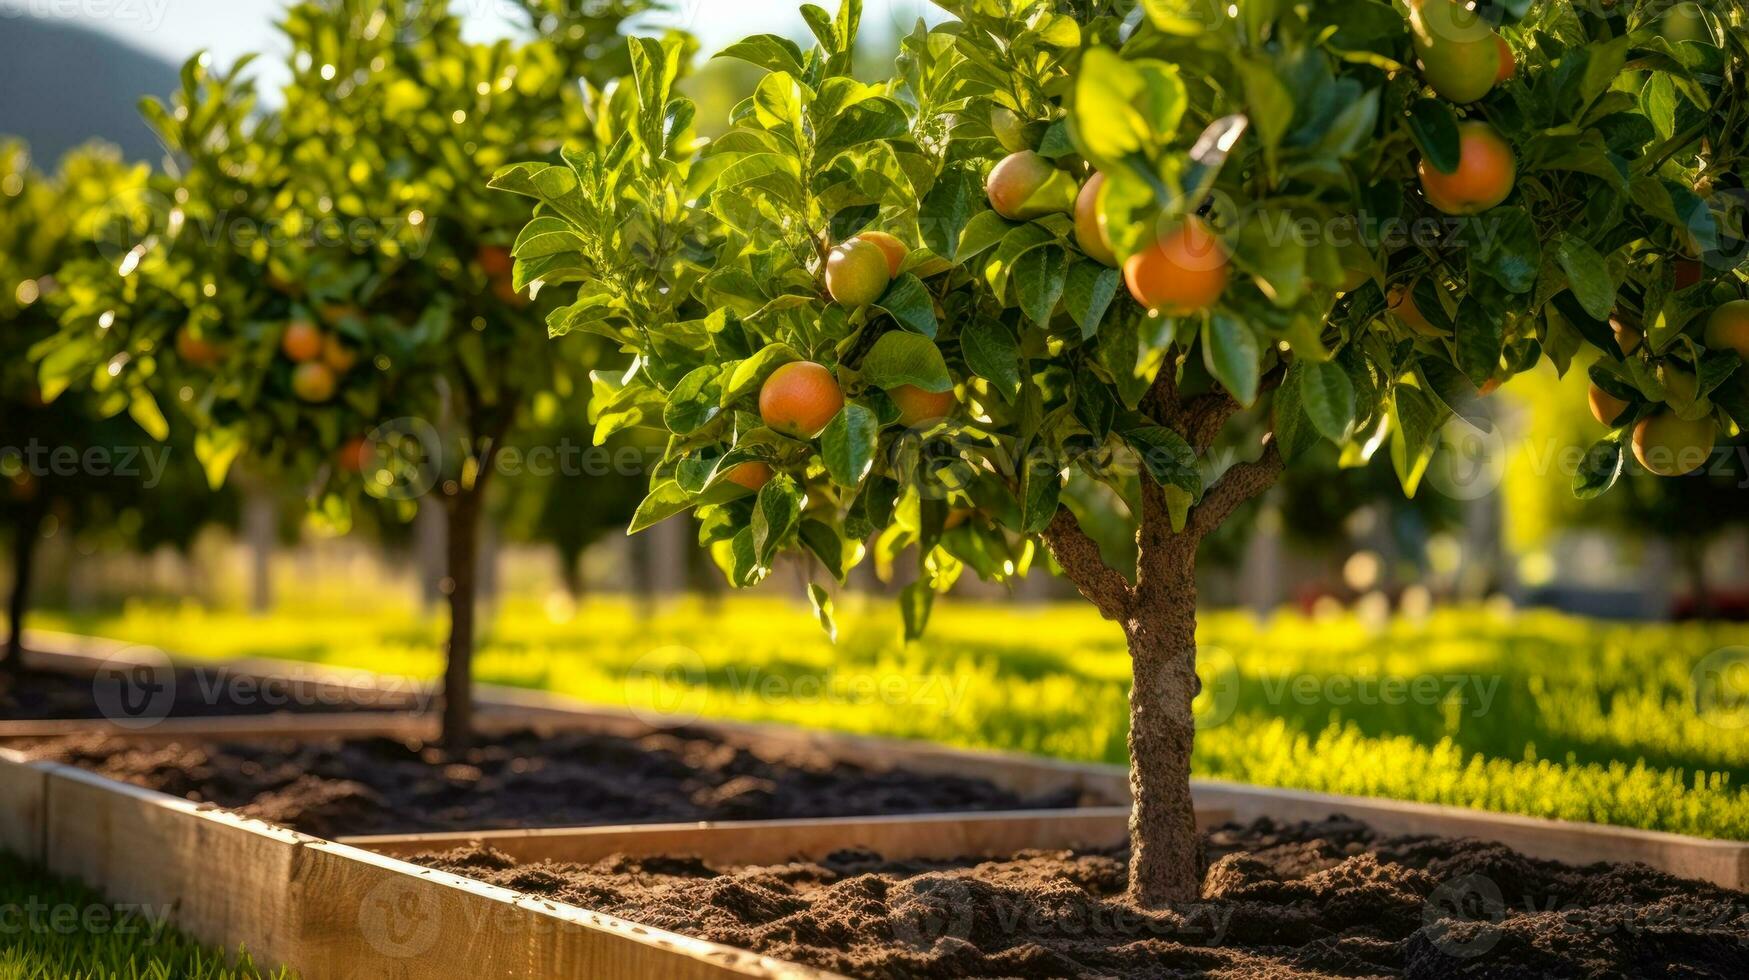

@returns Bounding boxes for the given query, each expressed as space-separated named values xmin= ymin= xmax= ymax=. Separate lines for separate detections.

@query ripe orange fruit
xmin=1633 ymin=414 xmax=1716 ymax=476
xmin=1588 ymin=384 xmax=1629 ymax=426
xmin=724 ymin=462 xmax=773 ymax=491
xmin=759 ymin=361 xmax=845 ymax=439
xmin=1387 ymin=284 xmax=1447 ymax=337
xmin=889 ymin=384 xmax=956 ymax=427
xmin=1419 ymin=122 xmax=1516 ymax=215
xmin=292 ymin=362 xmax=338 ymax=403
xmin=1074 ymin=172 xmax=1118 ymax=268
xmin=1123 ymin=216 xmax=1229 ymax=316
xmin=986 ymin=151 xmax=1079 ymax=221
xmin=477 ymin=245 xmax=514 ymax=279
xmin=322 ymin=334 xmax=360 ymax=374
xmin=1612 ymin=319 xmax=1643 ymax=356
xmin=853 ymin=232 xmax=909 ymax=278
xmin=1493 ymin=35 xmax=1516 ymax=84
xmin=281 ymin=320 xmax=325 ymax=362
xmin=1703 ymin=299 xmax=1749 ymax=359
xmin=825 ymin=239 xmax=891 ymax=308
xmin=337 ymin=437 xmax=372 ymax=473
xmin=175 ymin=328 xmax=224 ymax=367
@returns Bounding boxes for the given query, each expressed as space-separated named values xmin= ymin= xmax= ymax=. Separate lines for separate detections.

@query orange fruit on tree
xmin=1123 ymin=216 xmax=1229 ymax=316
xmin=281 ymin=320 xmax=325 ymax=362
xmin=1419 ymin=122 xmax=1516 ymax=215
xmin=889 ymin=384 xmax=956 ymax=427
xmin=1703 ymin=299 xmax=1749 ymax=359
xmin=337 ymin=437 xmax=372 ymax=473
xmin=1493 ymin=36 xmax=1516 ymax=84
xmin=825 ymin=239 xmax=891 ymax=308
xmin=477 ymin=245 xmax=514 ymax=279
xmin=1588 ymin=384 xmax=1630 ymax=426
xmin=1611 ymin=318 xmax=1643 ymax=356
xmin=724 ymin=462 xmax=773 ymax=491
xmin=175 ymin=328 xmax=225 ymax=367
xmin=1074 ymin=172 xmax=1118 ymax=268
xmin=853 ymin=232 xmax=909 ymax=278
xmin=292 ymin=361 xmax=338 ymax=403
xmin=1387 ymin=283 xmax=1447 ymax=337
xmin=322 ymin=334 xmax=360 ymax=374
xmin=759 ymin=361 xmax=845 ymax=439
xmin=1633 ymin=413 xmax=1716 ymax=476
xmin=986 ymin=151 xmax=1079 ymax=221
xmin=1410 ymin=0 xmax=1503 ymax=103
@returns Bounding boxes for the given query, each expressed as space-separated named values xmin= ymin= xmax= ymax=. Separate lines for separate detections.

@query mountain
xmin=0 ymin=17 xmax=179 ymax=164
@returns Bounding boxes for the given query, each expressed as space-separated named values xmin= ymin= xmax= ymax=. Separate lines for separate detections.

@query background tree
xmin=38 ymin=0 xmax=646 ymax=749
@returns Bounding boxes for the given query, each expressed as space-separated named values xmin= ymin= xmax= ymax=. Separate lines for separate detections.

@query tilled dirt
xmin=415 ymin=816 xmax=1749 ymax=979
xmin=14 ymin=728 xmax=1086 ymax=839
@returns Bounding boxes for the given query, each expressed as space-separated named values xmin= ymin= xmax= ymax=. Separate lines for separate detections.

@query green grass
xmin=29 ymin=596 xmax=1749 ymax=841
xmin=0 ymin=852 xmax=291 ymax=980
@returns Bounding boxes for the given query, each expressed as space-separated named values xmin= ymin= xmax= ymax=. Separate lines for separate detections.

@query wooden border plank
xmin=1191 ymin=779 xmax=1749 ymax=892
xmin=0 ymin=748 xmax=47 ymax=862
xmin=339 ymin=807 xmax=1201 ymax=866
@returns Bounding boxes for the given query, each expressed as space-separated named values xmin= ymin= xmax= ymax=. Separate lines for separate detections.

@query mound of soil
xmin=15 ymin=728 xmax=1086 ymax=839
xmin=416 ymin=817 xmax=1749 ymax=979
xmin=0 ymin=666 xmax=418 ymax=722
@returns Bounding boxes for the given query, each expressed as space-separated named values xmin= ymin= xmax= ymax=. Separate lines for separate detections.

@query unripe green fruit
xmin=292 ymin=362 xmax=337 ymax=403
xmin=825 ymin=239 xmax=892 ymax=308
xmin=1703 ymin=299 xmax=1749 ymax=360
xmin=1074 ymin=172 xmax=1118 ymax=268
xmin=1411 ymin=0 xmax=1502 ymax=104
xmin=990 ymin=106 xmax=1046 ymax=154
xmin=986 ymin=151 xmax=1079 ymax=221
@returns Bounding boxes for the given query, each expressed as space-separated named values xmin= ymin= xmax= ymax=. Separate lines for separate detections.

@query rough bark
xmin=3 ymin=505 xmax=45 ymax=679
xmin=440 ymin=488 xmax=483 ymax=753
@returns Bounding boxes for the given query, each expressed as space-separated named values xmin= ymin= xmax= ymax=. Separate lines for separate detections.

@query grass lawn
xmin=0 ymin=851 xmax=290 ymax=979
xmin=29 ymin=596 xmax=1749 ymax=840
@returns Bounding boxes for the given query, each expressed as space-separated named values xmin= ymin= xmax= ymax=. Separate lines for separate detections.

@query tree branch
xmin=1189 ymin=438 xmax=1284 ymax=539
xmin=1042 ymin=506 xmax=1133 ymax=621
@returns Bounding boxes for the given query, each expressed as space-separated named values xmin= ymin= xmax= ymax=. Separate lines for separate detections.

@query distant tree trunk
xmin=3 ymin=504 xmax=46 ymax=681
xmin=1680 ymin=539 xmax=1714 ymax=619
xmin=557 ymin=543 xmax=586 ymax=600
xmin=242 ymin=485 xmax=277 ymax=614
xmin=440 ymin=487 xmax=483 ymax=753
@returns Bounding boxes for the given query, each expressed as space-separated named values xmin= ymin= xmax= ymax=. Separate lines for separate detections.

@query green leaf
xmin=1555 ymin=236 xmax=1617 ymax=321
xmin=1202 ymin=314 xmax=1262 ymax=405
xmin=862 ymin=332 xmax=951 ymax=392
xmin=752 ymin=474 xmax=802 ymax=564
xmin=899 ymin=579 xmax=934 ymax=641
xmin=663 ymin=365 xmax=725 ymax=434
xmin=127 ymin=390 xmax=169 ymax=441
xmin=193 ymin=427 xmax=244 ymax=491
xmin=723 ymin=343 xmax=800 ymax=405
xmin=923 ymin=168 xmax=985 ymax=261
xmin=715 ymin=34 xmax=808 ymax=76
xmin=1123 ymin=426 xmax=1201 ymax=494
xmin=1573 ymin=436 xmax=1624 ymax=499
xmin=1271 ymin=369 xmax=1320 ymax=461
xmin=1021 ymin=464 xmax=1063 ymax=534
xmin=1013 ymin=245 xmax=1069 ymax=328
xmin=1455 ymin=296 xmax=1505 ymax=387
xmin=1406 ymin=99 xmax=1461 ymax=174
xmin=1071 ymin=48 xmax=1184 ymax=168
xmin=956 ymin=210 xmax=1015 ymax=265
xmin=1388 ymin=384 xmax=1442 ymax=496
xmin=1063 ymin=261 xmax=1121 ymax=338
xmin=821 ymin=403 xmax=879 ymax=487
xmin=630 ymin=481 xmax=696 ymax=533
xmin=807 ymin=583 xmax=838 ymax=641
xmin=873 ymin=273 xmax=939 ymax=337
xmin=961 ymin=317 xmax=1022 ymax=399
xmin=1467 ymin=207 xmax=1540 ymax=294
xmin=800 ymin=519 xmax=847 ymax=581
xmin=1298 ymin=360 xmax=1355 ymax=442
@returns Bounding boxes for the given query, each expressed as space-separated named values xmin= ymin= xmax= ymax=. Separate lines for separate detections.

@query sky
xmin=16 ymin=0 xmax=948 ymax=81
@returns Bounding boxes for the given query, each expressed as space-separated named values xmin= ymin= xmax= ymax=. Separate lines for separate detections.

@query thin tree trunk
xmin=440 ymin=489 xmax=483 ymax=753
xmin=1124 ymin=560 xmax=1204 ymax=906
xmin=1681 ymin=539 xmax=1714 ymax=619
xmin=4 ymin=505 xmax=46 ymax=679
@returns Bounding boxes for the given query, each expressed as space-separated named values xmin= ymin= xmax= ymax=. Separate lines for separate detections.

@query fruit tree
xmin=498 ymin=0 xmax=1746 ymax=904
xmin=37 ymin=0 xmax=645 ymax=748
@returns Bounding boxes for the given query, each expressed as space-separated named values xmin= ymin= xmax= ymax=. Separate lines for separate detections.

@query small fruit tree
xmin=496 ymin=0 xmax=1748 ymax=903
xmin=1 ymin=142 xmax=160 ymax=674
xmin=38 ymin=0 xmax=644 ymax=748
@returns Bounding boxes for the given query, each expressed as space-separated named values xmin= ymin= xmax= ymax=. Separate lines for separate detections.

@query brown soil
xmin=415 ymin=817 xmax=1749 ymax=979
xmin=14 ymin=728 xmax=1086 ymax=840
xmin=0 ymin=666 xmax=418 ymax=722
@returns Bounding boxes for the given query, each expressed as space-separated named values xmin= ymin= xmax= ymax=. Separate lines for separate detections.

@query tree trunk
xmin=3 ymin=505 xmax=46 ymax=679
xmin=1123 ymin=557 xmax=1204 ymax=907
xmin=1680 ymin=539 xmax=1714 ymax=620
xmin=440 ymin=489 xmax=483 ymax=753
xmin=243 ymin=487 xmax=277 ymax=614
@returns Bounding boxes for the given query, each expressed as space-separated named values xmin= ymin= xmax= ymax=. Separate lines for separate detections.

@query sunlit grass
xmin=0 ymin=852 xmax=292 ymax=980
xmin=27 ymin=596 xmax=1749 ymax=840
